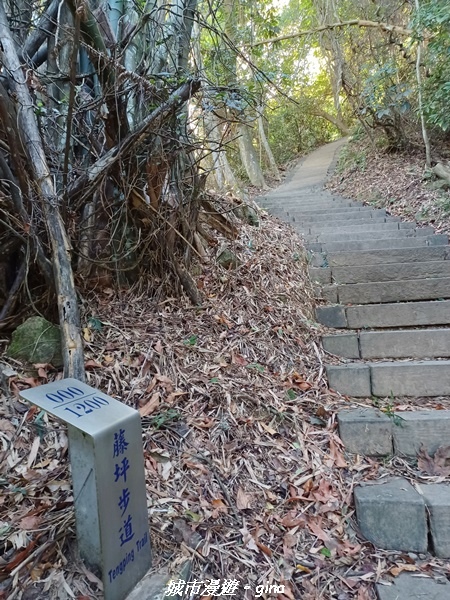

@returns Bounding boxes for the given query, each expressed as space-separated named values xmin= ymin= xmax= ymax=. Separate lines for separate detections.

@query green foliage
xmin=415 ymin=0 xmax=450 ymax=131
xmin=361 ymin=64 xmax=412 ymax=121
xmin=184 ymin=334 xmax=198 ymax=346
xmin=266 ymin=70 xmax=339 ymax=163
xmin=358 ymin=60 xmax=413 ymax=146
xmin=246 ymin=362 xmax=265 ymax=372
xmin=335 ymin=143 xmax=367 ymax=174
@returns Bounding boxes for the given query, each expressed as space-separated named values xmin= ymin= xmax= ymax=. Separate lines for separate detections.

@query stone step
xmin=316 ymin=300 xmax=450 ymax=329
xmin=320 ymin=276 xmax=450 ymax=305
xmin=285 ymin=206 xmax=385 ymax=218
xmin=307 ymin=234 xmax=448 ymax=254
xmin=323 ymin=328 xmax=450 ymax=359
xmin=297 ymin=214 xmax=394 ymax=228
xmin=262 ymin=192 xmax=333 ymax=200
xmin=337 ymin=408 xmax=450 ymax=457
xmin=262 ymin=198 xmax=357 ymax=209
xmin=311 ymin=245 xmax=450 ymax=267
xmin=376 ymin=573 xmax=450 ymax=600
xmin=298 ymin=216 xmax=396 ymax=230
xmin=304 ymin=221 xmax=415 ymax=236
xmin=306 ymin=227 xmax=434 ymax=244
xmin=326 ymin=360 xmax=450 ymax=397
xmin=355 ymin=477 xmax=450 ymax=558
xmin=312 ymin=260 xmax=450 ymax=285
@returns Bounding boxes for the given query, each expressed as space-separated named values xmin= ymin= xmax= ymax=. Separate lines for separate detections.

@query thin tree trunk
xmin=414 ymin=0 xmax=431 ymax=169
xmin=257 ymin=109 xmax=281 ymax=180
xmin=0 ymin=1 xmax=85 ymax=381
xmin=204 ymin=111 xmax=241 ymax=194
xmin=311 ymin=107 xmax=350 ymax=135
xmin=238 ymin=122 xmax=267 ymax=188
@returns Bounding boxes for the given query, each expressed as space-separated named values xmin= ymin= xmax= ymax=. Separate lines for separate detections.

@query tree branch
xmin=0 ymin=1 xmax=85 ymax=381
xmin=20 ymin=0 xmax=60 ymax=63
xmin=67 ymin=79 xmax=201 ymax=200
xmin=250 ymin=20 xmax=418 ymax=48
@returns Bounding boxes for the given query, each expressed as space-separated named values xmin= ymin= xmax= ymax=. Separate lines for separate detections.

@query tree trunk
xmin=204 ymin=111 xmax=241 ymax=194
xmin=238 ymin=122 xmax=267 ymax=188
xmin=0 ymin=1 xmax=85 ymax=381
xmin=414 ymin=0 xmax=431 ymax=169
xmin=311 ymin=107 xmax=350 ymax=135
xmin=257 ymin=110 xmax=281 ymax=180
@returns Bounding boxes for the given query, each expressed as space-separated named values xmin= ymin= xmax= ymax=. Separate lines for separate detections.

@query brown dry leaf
xmin=357 ymin=585 xmax=372 ymax=600
xmin=30 ymin=567 xmax=44 ymax=581
xmin=329 ymin=438 xmax=348 ymax=468
xmin=260 ymin=422 xmax=277 ymax=435
xmin=307 ymin=519 xmax=331 ymax=543
xmin=155 ymin=374 xmax=173 ymax=387
xmin=0 ymin=419 xmax=15 ymax=434
xmin=154 ymin=340 xmax=163 ymax=354
xmin=389 ymin=564 xmax=419 ymax=576
xmin=183 ymin=459 xmax=209 ymax=474
xmin=36 ymin=366 xmax=48 ymax=379
xmin=280 ymin=583 xmax=296 ymax=600
xmin=236 ymin=487 xmax=252 ymax=510
xmin=84 ymin=359 xmax=102 ymax=369
xmin=231 ymin=352 xmax=248 ymax=366
xmin=19 ymin=515 xmax=42 ymax=531
xmin=166 ymin=391 xmax=186 ymax=404
xmin=211 ymin=499 xmax=228 ymax=514
xmin=255 ymin=541 xmax=272 ymax=557
xmin=298 ymin=381 xmax=312 ymax=391
xmin=138 ymin=392 xmax=160 ymax=416
xmin=280 ymin=511 xmax=306 ymax=528
xmin=434 ymin=445 xmax=450 ymax=471
xmin=418 ymin=444 xmax=450 ymax=476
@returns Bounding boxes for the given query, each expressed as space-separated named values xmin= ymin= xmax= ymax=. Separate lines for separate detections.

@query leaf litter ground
xmin=1 ymin=187 xmax=449 ymax=599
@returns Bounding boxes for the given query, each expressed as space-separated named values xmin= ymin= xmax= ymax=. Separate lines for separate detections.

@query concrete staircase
xmin=259 ymin=187 xmax=450 ymax=400
xmin=258 ymin=143 xmax=450 ymax=598
xmin=284 ymin=197 xmax=450 ymax=399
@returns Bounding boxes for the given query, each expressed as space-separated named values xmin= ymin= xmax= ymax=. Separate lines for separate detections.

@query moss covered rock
xmin=217 ymin=249 xmax=240 ymax=270
xmin=7 ymin=316 xmax=63 ymax=366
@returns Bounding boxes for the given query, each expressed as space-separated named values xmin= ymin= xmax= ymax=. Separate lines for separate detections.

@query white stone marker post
xmin=20 ymin=378 xmax=151 ymax=600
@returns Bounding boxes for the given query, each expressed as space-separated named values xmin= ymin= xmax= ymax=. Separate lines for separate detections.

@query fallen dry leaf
xmin=27 ymin=436 xmax=40 ymax=469
xmin=418 ymin=444 xmax=450 ymax=476
xmin=389 ymin=564 xmax=419 ymax=576
xmin=329 ymin=437 xmax=348 ymax=468
xmin=236 ymin=487 xmax=252 ymax=510
xmin=138 ymin=392 xmax=160 ymax=416
xmin=84 ymin=359 xmax=102 ymax=369
xmin=19 ymin=515 xmax=42 ymax=530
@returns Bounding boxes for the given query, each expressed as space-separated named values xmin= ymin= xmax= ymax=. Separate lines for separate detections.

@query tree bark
xmin=203 ymin=111 xmax=241 ymax=194
xmin=0 ymin=1 xmax=85 ymax=381
xmin=250 ymin=20 xmax=416 ymax=48
xmin=238 ymin=122 xmax=267 ymax=188
xmin=257 ymin=110 xmax=281 ymax=180
xmin=311 ymin=107 xmax=350 ymax=135
xmin=414 ymin=0 xmax=432 ymax=169
xmin=20 ymin=0 xmax=59 ymax=63
xmin=432 ymin=163 xmax=450 ymax=186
